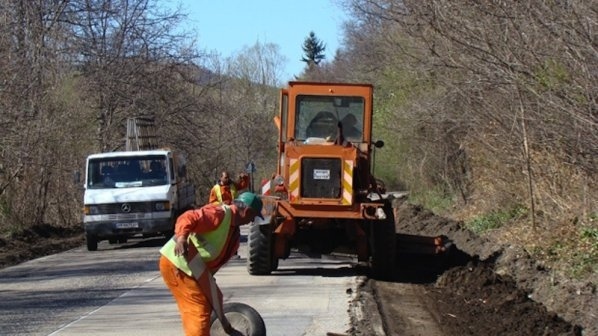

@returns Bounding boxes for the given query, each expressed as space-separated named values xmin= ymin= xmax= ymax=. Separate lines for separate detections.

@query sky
xmin=171 ymin=0 xmax=348 ymax=82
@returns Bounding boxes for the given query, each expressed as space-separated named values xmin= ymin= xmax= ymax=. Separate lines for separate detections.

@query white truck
xmin=82 ymin=149 xmax=195 ymax=251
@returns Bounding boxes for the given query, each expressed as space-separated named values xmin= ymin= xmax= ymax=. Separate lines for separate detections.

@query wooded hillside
xmin=0 ymin=0 xmax=595 ymax=281
xmin=330 ymin=0 xmax=596 ymax=280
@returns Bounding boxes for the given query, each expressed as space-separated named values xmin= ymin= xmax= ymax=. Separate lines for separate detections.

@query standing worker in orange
xmin=159 ymin=192 xmax=264 ymax=335
xmin=208 ymin=170 xmax=249 ymax=205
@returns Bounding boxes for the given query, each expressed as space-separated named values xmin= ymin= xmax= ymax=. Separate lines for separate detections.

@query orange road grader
xmin=247 ymin=81 xmax=403 ymax=280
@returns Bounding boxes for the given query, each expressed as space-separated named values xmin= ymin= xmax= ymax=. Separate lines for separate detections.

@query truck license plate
xmin=116 ymin=222 xmax=138 ymax=229
xmin=313 ymin=169 xmax=330 ymax=180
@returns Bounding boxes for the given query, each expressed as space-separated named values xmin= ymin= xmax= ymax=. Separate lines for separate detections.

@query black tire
xmin=86 ymin=233 xmax=98 ymax=251
xmin=247 ymin=222 xmax=274 ymax=275
xmin=210 ymin=302 xmax=266 ymax=336
xmin=370 ymin=202 xmax=397 ymax=280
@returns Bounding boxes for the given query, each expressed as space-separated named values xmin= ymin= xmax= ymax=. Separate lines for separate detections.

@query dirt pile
xmin=431 ymin=261 xmax=581 ymax=336
xmin=0 ymin=224 xmax=84 ymax=269
xmin=390 ymin=199 xmax=596 ymax=335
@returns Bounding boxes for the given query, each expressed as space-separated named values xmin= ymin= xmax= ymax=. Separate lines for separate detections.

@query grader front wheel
xmin=247 ymin=223 xmax=275 ymax=275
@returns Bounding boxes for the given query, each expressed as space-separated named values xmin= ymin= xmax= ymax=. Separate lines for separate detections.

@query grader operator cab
xmin=248 ymin=81 xmax=398 ymax=280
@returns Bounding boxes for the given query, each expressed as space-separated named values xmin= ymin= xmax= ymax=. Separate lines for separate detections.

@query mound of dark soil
xmin=431 ymin=261 xmax=581 ymax=336
xmin=389 ymin=199 xmax=596 ymax=335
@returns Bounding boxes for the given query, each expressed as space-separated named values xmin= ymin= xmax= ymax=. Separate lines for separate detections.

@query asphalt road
xmin=0 ymin=227 xmax=360 ymax=336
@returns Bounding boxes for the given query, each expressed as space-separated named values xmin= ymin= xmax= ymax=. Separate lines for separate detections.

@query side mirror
xmin=374 ymin=140 xmax=385 ymax=148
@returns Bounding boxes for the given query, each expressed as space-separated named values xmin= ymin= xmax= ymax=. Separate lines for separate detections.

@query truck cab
xmin=83 ymin=149 xmax=195 ymax=251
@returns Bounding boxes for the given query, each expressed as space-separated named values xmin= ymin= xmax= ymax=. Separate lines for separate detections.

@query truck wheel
xmin=247 ymin=223 xmax=274 ymax=275
xmin=86 ymin=234 xmax=98 ymax=251
xmin=210 ymin=302 xmax=266 ymax=336
xmin=271 ymin=255 xmax=279 ymax=272
xmin=370 ymin=203 xmax=397 ymax=280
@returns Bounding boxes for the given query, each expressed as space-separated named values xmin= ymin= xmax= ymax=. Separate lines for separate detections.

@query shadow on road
xmin=270 ymin=265 xmax=361 ymax=278
xmin=111 ymin=236 xmax=168 ymax=249
xmin=104 ymin=233 xmax=475 ymax=285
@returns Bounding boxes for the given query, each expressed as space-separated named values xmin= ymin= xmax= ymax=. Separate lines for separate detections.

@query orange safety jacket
xmin=159 ymin=206 xmax=234 ymax=330
xmin=161 ymin=205 xmax=234 ymax=272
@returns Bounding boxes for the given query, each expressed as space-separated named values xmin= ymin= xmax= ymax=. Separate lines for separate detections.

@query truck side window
xmin=169 ymin=158 xmax=175 ymax=181
xmin=148 ymin=161 xmax=166 ymax=180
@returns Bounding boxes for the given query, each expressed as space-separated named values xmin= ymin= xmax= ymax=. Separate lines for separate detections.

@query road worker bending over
xmin=159 ymin=192 xmax=263 ymax=335
xmin=208 ymin=170 xmax=249 ymax=205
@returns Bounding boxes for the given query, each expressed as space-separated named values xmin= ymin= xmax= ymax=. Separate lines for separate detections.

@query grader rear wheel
xmin=369 ymin=202 xmax=397 ymax=280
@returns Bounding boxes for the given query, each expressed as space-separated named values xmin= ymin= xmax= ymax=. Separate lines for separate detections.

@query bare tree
xmin=0 ymin=0 xmax=77 ymax=230
xmin=59 ymin=0 xmax=201 ymax=151
xmin=0 ymin=0 xmax=206 ymax=232
xmin=340 ymin=0 xmax=596 ymax=225
xmin=215 ymin=42 xmax=283 ymax=191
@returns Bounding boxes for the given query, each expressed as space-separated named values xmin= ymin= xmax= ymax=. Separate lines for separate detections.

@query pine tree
xmin=301 ymin=31 xmax=326 ymax=67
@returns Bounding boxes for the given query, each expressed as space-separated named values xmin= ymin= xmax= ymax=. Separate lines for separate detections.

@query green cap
xmin=235 ymin=192 xmax=264 ymax=219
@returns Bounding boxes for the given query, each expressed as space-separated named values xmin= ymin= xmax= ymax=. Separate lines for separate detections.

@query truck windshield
xmin=87 ymin=155 xmax=169 ymax=189
xmin=295 ymin=95 xmax=365 ymax=142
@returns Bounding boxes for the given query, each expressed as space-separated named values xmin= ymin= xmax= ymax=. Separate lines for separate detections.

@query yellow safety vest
xmin=160 ymin=205 xmax=232 ymax=277
xmin=214 ymin=183 xmax=237 ymax=204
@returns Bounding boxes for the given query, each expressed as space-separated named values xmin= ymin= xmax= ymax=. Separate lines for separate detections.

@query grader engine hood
xmin=283 ymin=144 xmax=357 ymax=205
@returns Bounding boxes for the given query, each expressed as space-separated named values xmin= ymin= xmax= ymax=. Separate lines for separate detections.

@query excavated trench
xmin=349 ymin=200 xmax=593 ymax=336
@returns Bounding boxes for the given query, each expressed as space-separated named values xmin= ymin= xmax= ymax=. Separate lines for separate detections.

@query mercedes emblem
xmin=121 ymin=203 xmax=131 ymax=213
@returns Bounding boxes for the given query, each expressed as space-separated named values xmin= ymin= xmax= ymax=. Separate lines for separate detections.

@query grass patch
xmin=569 ymin=227 xmax=598 ymax=278
xmin=542 ymin=218 xmax=598 ymax=279
xmin=466 ymin=205 xmax=528 ymax=234
xmin=408 ymin=187 xmax=453 ymax=214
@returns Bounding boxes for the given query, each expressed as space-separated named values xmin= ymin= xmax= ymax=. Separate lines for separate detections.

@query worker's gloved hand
xmin=225 ymin=327 xmax=242 ymax=335
xmin=174 ymin=235 xmax=188 ymax=256
xmin=222 ymin=320 xmax=242 ymax=335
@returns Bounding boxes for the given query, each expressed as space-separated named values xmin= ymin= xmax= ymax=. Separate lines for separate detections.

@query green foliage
xmin=546 ymin=226 xmax=598 ymax=279
xmin=408 ymin=187 xmax=453 ymax=214
xmin=580 ymin=226 xmax=598 ymax=240
xmin=466 ymin=205 xmax=528 ymax=234
xmin=572 ymin=227 xmax=598 ymax=277
xmin=301 ymin=31 xmax=326 ymax=66
xmin=535 ymin=59 xmax=569 ymax=90
xmin=369 ymin=68 xmax=426 ymax=194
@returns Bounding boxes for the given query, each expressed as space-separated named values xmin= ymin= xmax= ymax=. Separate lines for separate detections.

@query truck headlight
xmin=154 ymin=202 xmax=171 ymax=211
